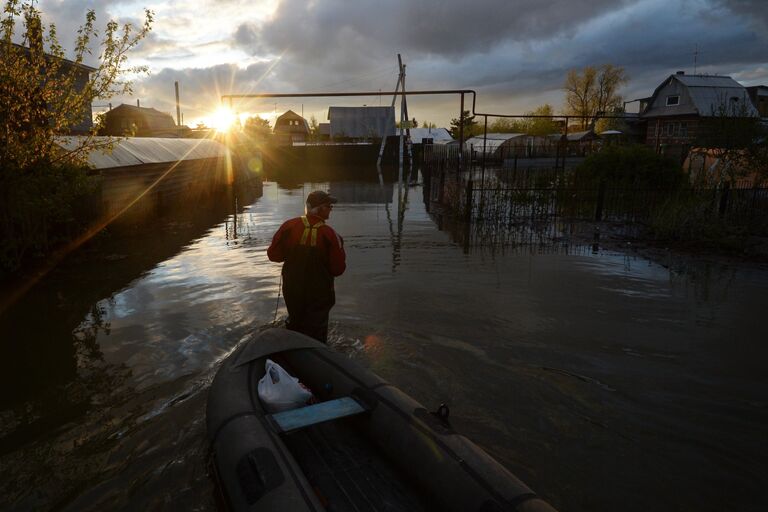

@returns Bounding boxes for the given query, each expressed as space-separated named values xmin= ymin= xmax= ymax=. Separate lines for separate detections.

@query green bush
xmin=0 ymin=162 xmax=96 ymax=276
xmin=575 ymin=144 xmax=687 ymax=189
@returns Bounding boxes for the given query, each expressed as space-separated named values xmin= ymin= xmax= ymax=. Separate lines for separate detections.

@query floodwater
xmin=1 ymin=169 xmax=767 ymax=512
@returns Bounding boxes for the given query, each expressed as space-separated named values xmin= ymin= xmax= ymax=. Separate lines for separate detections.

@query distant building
xmin=317 ymin=123 xmax=331 ymax=141
xmin=99 ymin=104 xmax=188 ymax=137
xmin=273 ymin=110 xmax=310 ymax=144
xmin=563 ymin=129 xmax=600 ymax=155
xmin=327 ymin=106 xmax=395 ymax=140
xmin=640 ymin=72 xmax=758 ymax=153
xmin=746 ymin=85 xmax=768 ymax=118
xmin=396 ymin=127 xmax=454 ymax=145
xmin=8 ymin=43 xmax=96 ymax=134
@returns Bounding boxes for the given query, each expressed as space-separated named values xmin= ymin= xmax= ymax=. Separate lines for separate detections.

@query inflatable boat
xmin=206 ymin=328 xmax=557 ymax=511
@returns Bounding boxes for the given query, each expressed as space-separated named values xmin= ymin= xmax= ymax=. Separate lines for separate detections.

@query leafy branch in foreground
xmin=0 ymin=1 xmax=153 ymax=275
xmin=0 ymin=0 xmax=153 ymax=170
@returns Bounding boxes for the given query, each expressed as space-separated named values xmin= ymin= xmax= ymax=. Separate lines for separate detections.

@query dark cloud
xmin=236 ymin=0 xmax=628 ymax=60
xmin=718 ymin=0 xmax=768 ymax=30
xmin=30 ymin=0 xmax=767 ymax=125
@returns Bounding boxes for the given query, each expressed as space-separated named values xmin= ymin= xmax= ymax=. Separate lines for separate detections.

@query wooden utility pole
xmin=398 ymin=57 xmax=406 ymax=181
xmin=399 ymin=54 xmax=414 ymax=177
xmin=175 ymin=81 xmax=181 ymax=126
xmin=376 ymin=56 xmax=404 ymax=167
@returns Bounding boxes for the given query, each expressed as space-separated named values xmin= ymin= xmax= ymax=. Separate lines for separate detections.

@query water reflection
xmin=0 ymin=170 xmax=766 ymax=512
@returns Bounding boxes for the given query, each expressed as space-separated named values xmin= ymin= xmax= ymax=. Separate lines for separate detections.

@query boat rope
xmin=273 ymin=274 xmax=282 ymax=323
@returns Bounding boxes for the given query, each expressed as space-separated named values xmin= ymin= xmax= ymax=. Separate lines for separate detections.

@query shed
xmin=327 ymin=106 xmax=395 ymax=139
xmin=54 ymin=136 xmax=234 ymax=219
xmin=99 ymin=104 xmax=185 ymax=137
xmin=54 ymin=136 xmax=228 ymax=169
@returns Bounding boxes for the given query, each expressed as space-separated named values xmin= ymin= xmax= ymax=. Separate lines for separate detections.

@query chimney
xmin=676 ymin=71 xmax=685 ymax=75
xmin=137 ymin=99 xmax=140 ymax=108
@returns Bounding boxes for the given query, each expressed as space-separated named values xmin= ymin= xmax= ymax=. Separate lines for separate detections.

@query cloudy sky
xmin=29 ymin=0 xmax=768 ymax=128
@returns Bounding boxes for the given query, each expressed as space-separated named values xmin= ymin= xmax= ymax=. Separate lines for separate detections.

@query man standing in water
xmin=267 ymin=190 xmax=346 ymax=343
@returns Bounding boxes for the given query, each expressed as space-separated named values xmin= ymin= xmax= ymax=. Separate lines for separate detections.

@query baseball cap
xmin=306 ymin=190 xmax=338 ymax=208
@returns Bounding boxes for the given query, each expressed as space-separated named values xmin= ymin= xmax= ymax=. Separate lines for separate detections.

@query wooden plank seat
xmin=267 ymin=397 xmax=368 ymax=434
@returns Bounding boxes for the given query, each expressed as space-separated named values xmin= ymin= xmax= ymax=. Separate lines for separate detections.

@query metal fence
xmin=423 ymin=151 xmax=768 ymax=233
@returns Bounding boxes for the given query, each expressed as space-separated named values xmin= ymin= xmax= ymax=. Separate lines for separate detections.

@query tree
xmin=449 ymin=110 xmax=479 ymax=138
xmin=421 ymin=120 xmax=437 ymax=129
xmin=524 ymin=104 xmax=560 ymax=136
xmin=244 ymin=115 xmax=271 ymax=139
xmin=489 ymin=117 xmax=525 ymax=133
xmin=0 ymin=1 xmax=153 ymax=274
xmin=564 ymin=64 xmax=628 ymax=129
xmin=487 ymin=105 xmax=558 ymax=135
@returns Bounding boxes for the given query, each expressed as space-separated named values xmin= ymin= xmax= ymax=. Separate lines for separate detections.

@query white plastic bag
xmin=257 ymin=359 xmax=313 ymax=412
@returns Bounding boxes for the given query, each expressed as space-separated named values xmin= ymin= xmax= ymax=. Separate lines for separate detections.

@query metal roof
xmin=643 ymin=74 xmax=759 ymax=118
xmin=395 ymin=127 xmax=454 ymax=143
xmin=328 ymin=106 xmax=395 ymax=138
xmin=675 ymin=75 xmax=742 ymax=88
xmin=55 ymin=136 xmax=228 ymax=169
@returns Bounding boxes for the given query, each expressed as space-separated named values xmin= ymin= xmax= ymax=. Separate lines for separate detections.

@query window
xmin=666 ymin=95 xmax=680 ymax=106
xmin=679 ymin=122 xmax=688 ymax=138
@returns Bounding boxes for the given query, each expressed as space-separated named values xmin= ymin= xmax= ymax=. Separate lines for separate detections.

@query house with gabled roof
xmin=99 ymin=104 xmax=187 ymax=137
xmin=640 ymin=72 xmax=758 ymax=154
xmin=6 ymin=42 xmax=96 ymax=134
xmin=273 ymin=110 xmax=310 ymax=145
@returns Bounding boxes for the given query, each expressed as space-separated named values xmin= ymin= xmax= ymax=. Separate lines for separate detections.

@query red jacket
xmin=267 ymin=215 xmax=346 ymax=276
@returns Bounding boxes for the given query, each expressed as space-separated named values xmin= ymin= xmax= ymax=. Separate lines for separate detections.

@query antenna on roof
xmin=693 ymin=44 xmax=703 ymax=75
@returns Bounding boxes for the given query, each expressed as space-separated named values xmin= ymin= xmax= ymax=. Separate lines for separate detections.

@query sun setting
xmin=208 ymin=107 xmax=237 ymax=132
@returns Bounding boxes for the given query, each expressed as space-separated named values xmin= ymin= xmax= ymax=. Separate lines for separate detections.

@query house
xmin=273 ymin=110 xmax=310 ymax=145
xmin=746 ymin=86 xmax=768 ymax=118
xmin=99 ymin=104 xmax=187 ymax=137
xmin=7 ymin=43 xmax=96 ymax=134
xmin=395 ymin=127 xmax=454 ymax=145
xmin=327 ymin=106 xmax=395 ymax=140
xmin=640 ymin=72 xmax=758 ymax=153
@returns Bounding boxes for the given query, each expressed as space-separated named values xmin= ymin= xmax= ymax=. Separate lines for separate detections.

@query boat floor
xmin=283 ymin=419 xmax=432 ymax=512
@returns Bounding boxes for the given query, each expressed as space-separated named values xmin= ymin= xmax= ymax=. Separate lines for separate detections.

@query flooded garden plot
xmin=1 ymin=168 xmax=767 ymax=512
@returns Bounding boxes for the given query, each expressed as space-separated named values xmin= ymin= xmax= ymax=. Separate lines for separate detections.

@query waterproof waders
xmin=282 ymin=217 xmax=335 ymax=343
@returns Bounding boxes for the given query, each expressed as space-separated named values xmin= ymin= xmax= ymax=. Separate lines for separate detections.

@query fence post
xmin=595 ymin=180 xmax=606 ymax=221
xmin=718 ymin=182 xmax=730 ymax=218
xmin=465 ymin=177 xmax=473 ymax=222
